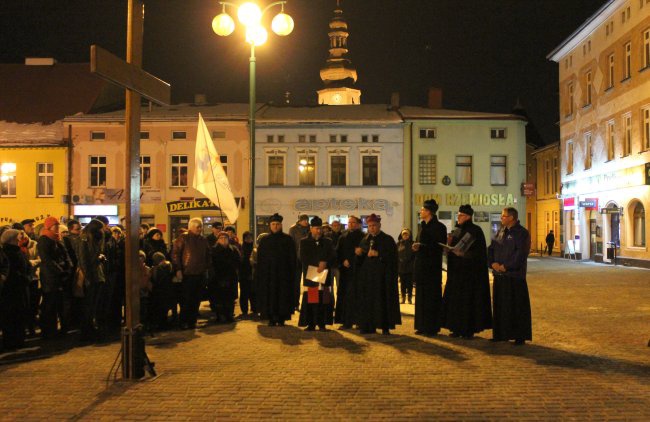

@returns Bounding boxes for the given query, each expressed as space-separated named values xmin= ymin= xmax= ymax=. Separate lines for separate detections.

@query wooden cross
xmin=90 ymin=0 xmax=171 ymax=379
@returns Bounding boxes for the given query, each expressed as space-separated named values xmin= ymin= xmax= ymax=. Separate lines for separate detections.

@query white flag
xmin=193 ymin=113 xmax=239 ymax=223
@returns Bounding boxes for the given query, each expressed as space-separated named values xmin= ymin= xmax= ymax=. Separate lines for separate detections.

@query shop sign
xmin=579 ymin=198 xmax=598 ymax=210
xmin=414 ymin=193 xmax=516 ymax=207
xmin=167 ymin=198 xmax=221 ymax=213
xmin=563 ymin=197 xmax=576 ymax=210
xmin=294 ymin=198 xmax=397 ymax=216
xmin=521 ymin=183 xmax=536 ymax=196
xmin=600 ymin=207 xmax=621 ymax=214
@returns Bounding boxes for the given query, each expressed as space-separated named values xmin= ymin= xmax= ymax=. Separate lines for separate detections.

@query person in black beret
xmin=256 ymin=213 xmax=296 ymax=326
xmin=413 ymin=199 xmax=448 ymax=336
xmin=441 ymin=204 xmax=492 ymax=339
xmin=20 ymin=219 xmax=36 ymax=240
xmin=298 ymin=215 xmax=335 ymax=331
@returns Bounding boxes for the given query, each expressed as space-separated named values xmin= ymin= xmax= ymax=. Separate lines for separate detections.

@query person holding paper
xmin=298 ymin=216 xmax=336 ymax=331
xmin=441 ymin=204 xmax=492 ymax=339
xmin=355 ymin=214 xmax=401 ymax=335
xmin=256 ymin=213 xmax=297 ymax=327
xmin=413 ymin=199 xmax=447 ymax=336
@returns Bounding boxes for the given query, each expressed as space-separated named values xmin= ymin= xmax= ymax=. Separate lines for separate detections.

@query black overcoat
xmin=255 ymin=231 xmax=296 ymax=321
xmin=298 ymin=234 xmax=336 ymax=327
xmin=413 ymin=217 xmax=447 ymax=334
xmin=334 ymin=228 xmax=364 ymax=324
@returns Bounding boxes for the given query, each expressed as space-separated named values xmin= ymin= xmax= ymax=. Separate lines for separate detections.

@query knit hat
xmin=1 ymin=229 xmax=20 ymax=245
xmin=269 ymin=213 xmax=283 ymax=223
xmin=423 ymin=199 xmax=439 ymax=213
xmin=458 ymin=204 xmax=474 ymax=216
xmin=43 ymin=216 xmax=60 ymax=230
xmin=310 ymin=216 xmax=323 ymax=227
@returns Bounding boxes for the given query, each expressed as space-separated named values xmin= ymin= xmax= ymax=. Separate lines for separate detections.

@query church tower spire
xmin=317 ymin=0 xmax=361 ymax=105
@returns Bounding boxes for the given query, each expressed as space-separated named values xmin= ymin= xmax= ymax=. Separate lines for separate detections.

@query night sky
xmin=2 ymin=0 xmax=606 ymax=144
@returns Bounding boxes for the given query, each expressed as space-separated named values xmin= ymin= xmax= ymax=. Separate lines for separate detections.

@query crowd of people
xmin=0 ymin=201 xmax=532 ymax=352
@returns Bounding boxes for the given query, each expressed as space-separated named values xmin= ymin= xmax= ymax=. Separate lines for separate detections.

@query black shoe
xmin=382 ymin=329 xmax=390 ymax=335
xmin=318 ymin=326 xmax=329 ymax=332
xmin=360 ymin=329 xmax=376 ymax=334
xmin=305 ymin=326 xmax=315 ymax=331
xmin=490 ymin=338 xmax=506 ymax=342
xmin=449 ymin=332 xmax=461 ymax=338
xmin=514 ymin=339 xmax=525 ymax=345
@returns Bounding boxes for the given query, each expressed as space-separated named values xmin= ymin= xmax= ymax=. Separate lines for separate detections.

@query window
xmin=567 ymin=82 xmax=575 ymax=116
xmin=490 ymin=156 xmax=507 ymax=186
xmin=220 ymin=155 xmax=228 ymax=176
xmin=0 ymin=163 xmax=17 ymax=197
xmin=340 ymin=135 xmax=348 ymax=143
xmin=455 ymin=155 xmax=472 ymax=186
xmin=330 ymin=156 xmax=347 ymax=186
xmin=362 ymin=134 xmax=379 ymax=143
xmin=621 ymin=6 xmax=631 ymax=23
xmin=372 ymin=135 xmax=379 ymax=143
xmin=212 ymin=131 xmax=226 ymax=139
xmin=544 ymin=159 xmax=551 ymax=194
xmin=90 ymin=131 xmax=105 ymax=141
xmin=267 ymin=135 xmax=274 ymax=143
xmin=418 ymin=155 xmax=437 ymax=185
xmin=268 ymin=156 xmax=284 ymax=186
xmin=172 ymin=131 xmax=187 ymax=140
xmin=585 ymin=133 xmax=592 ymax=169
xmin=309 ymin=135 xmax=317 ymax=143
xmin=139 ymin=131 xmax=149 ymax=140
xmin=89 ymin=156 xmax=107 ymax=187
xmin=277 ymin=135 xmax=285 ymax=143
xmin=641 ymin=107 xmax=650 ymax=150
xmin=624 ymin=114 xmax=632 ymax=156
xmin=567 ymin=142 xmax=574 ymax=174
xmin=170 ymin=155 xmax=188 ymax=187
xmin=419 ymin=128 xmax=437 ymax=139
xmin=298 ymin=135 xmax=306 ymax=143
xmin=606 ymin=20 xmax=614 ymax=36
xmin=643 ymin=29 xmax=650 ymax=69
xmin=607 ymin=121 xmax=615 ymax=160
xmin=36 ymin=162 xmax=54 ymax=197
xmin=140 ymin=156 xmax=151 ymax=187
xmin=585 ymin=71 xmax=592 ymax=105
xmin=552 ymin=157 xmax=559 ymax=192
xmin=362 ymin=156 xmax=378 ymax=186
xmin=633 ymin=202 xmax=646 ymax=247
xmin=624 ymin=42 xmax=632 ymax=79
xmin=490 ymin=128 xmax=507 ymax=139
xmin=608 ymin=53 xmax=615 ymax=88
xmin=298 ymin=156 xmax=316 ymax=186
xmin=330 ymin=135 xmax=337 ymax=143
xmin=362 ymin=135 xmax=369 ymax=143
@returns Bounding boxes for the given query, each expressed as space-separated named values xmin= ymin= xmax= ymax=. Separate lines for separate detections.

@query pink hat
xmin=43 ymin=216 xmax=60 ymax=230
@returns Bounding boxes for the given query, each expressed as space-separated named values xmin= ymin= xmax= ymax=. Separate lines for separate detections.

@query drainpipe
xmin=67 ymin=124 xmax=73 ymax=219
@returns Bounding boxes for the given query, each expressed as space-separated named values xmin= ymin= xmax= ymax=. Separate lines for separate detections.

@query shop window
xmin=633 ymin=202 xmax=646 ymax=247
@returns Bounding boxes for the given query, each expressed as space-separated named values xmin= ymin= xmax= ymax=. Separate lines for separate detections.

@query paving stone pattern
xmin=0 ymin=258 xmax=648 ymax=420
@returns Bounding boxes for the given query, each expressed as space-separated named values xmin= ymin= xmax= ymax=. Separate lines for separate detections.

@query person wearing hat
xmin=441 ymin=205 xmax=492 ymax=339
xmin=488 ymin=207 xmax=532 ymax=345
xmin=143 ymin=227 xmax=169 ymax=267
xmin=37 ymin=217 xmax=73 ymax=339
xmin=20 ymin=219 xmax=36 ymax=240
xmin=397 ymin=228 xmax=415 ymax=304
xmin=298 ymin=216 xmax=336 ymax=331
xmin=206 ymin=221 xmax=223 ymax=247
xmin=209 ymin=231 xmax=241 ymax=323
xmin=413 ymin=199 xmax=448 ymax=336
xmin=1 ymin=229 xmax=31 ymax=350
xmin=289 ymin=214 xmax=311 ymax=310
xmin=354 ymin=214 xmax=401 ymax=335
xmin=334 ymin=215 xmax=364 ymax=329
xmin=256 ymin=213 xmax=297 ymax=326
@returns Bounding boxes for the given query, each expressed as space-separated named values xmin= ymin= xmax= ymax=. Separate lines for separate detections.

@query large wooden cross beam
xmin=90 ymin=0 xmax=170 ymax=380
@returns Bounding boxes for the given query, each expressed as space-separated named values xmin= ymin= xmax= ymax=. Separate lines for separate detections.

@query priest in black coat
xmin=298 ymin=216 xmax=336 ymax=331
xmin=441 ymin=204 xmax=492 ymax=338
xmin=413 ymin=199 xmax=448 ymax=336
xmin=334 ymin=215 xmax=364 ymax=328
xmin=256 ymin=213 xmax=296 ymax=326
xmin=355 ymin=214 xmax=401 ymax=335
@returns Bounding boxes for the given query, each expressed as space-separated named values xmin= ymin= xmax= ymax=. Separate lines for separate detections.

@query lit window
xmin=298 ymin=156 xmax=316 ymax=186
xmin=0 ymin=162 xmax=17 ymax=197
xmin=170 ymin=155 xmax=188 ymax=187
xmin=89 ymin=156 xmax=107 ymax=187
xmin=37 ymin=162 xmax=54 ymax=197
xmin=633 ymin=202 xmax=646 ymax=247
xmin=418 ymin=155 xmax=436 ymax=185
xmin=455 ymin=155 xmax=472 ymax=186
xmin=490 ymin=156 xmax=507 ymax=186
xmin=140 ymin=156 xmax=151 ymax=187
xmin=607 ymin=121 xmax=616 ymax=160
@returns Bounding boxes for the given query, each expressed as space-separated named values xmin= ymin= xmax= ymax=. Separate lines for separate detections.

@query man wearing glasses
xmin=488 ymin=207 xmax=532 ymax=345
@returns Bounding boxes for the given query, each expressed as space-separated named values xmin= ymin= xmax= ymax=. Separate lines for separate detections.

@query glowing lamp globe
xmin=246 ymin=25 xmax=268 ymax=46
xmin=238 ymin=2 xmax=262 ymax=26
xmin=271 ymin=13 xmax=294 ymax=36
xmin=212 ymin=13 xmax=235 ymax=36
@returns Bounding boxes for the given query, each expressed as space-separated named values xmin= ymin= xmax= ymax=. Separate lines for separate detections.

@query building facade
xmin=255 ymin=105 xmax=404 ymax=237
xmin=63 ymin=103 xmax=250 ymax=241
xmin=548 ymin=0 xmax=650 ymax=265
xmin=400 ymin=107 xmax=528 ymax=242
xmin=530 ymin=142 xmax=562 ymax=255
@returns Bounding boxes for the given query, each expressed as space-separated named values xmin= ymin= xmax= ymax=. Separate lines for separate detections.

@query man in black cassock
xmin=256 ymin=213 xmax=296 ymax=326
xmin=441 ymin=204 xmax=492 ymax=338
xmin=334 ymin=215 xmax=364 ymax=329
xmin=413 ymin=199 xmax=447 ymax=336
xmin=355 ymin=214 xmax=400 ymax=335
xmin=298 ymin=216 xmax=336 ymax=331
xmin=488 ymin=207 xmax=532 ymax=345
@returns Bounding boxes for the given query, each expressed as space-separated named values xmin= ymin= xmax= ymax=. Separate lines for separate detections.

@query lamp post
xmin=212 ymin=1 xmax=294 ymax=235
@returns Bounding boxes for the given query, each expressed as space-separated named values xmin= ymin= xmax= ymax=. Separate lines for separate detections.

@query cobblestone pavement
xmin=0 ymin=258 xmax=648 ymax=421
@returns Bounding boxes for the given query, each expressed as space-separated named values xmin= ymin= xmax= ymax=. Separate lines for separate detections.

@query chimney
xmin=194 ymin=94 xmax=207 ymax=105
xmin=427 ymin=87 xmax=443 ymax=109
xmin=25 ymin=57 xmax=56 ymax=66
xmin=390 ymin=92 xmax=400 ymax=109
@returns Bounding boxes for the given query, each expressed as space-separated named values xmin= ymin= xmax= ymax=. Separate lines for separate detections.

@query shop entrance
xmin=169 ymin=215 xmax=190 ymax=242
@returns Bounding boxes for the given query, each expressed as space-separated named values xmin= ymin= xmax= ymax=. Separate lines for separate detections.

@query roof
xmin=0 ymin=121 xmax=65 ymax=147
xmin=397 ymin=106 xmax=527 ymax=121
xmin=257 ymin=104 xmax=402 ymax=124
xmin=0 ymin=62 xmax=122 ymax=124
xmin=64 ymin=103 xmax=252 ymax=123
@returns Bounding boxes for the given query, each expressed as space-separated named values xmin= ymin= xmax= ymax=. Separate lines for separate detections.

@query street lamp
xmin=212 ymin=1 xmax=294 ymax=235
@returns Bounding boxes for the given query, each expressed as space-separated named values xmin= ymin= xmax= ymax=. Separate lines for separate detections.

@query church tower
xmin=317 ymin=0 xmax=361 ymax=105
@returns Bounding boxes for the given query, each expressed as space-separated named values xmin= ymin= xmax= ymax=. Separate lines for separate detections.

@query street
xmin=0 ymin=257 xmax=649 ymax=421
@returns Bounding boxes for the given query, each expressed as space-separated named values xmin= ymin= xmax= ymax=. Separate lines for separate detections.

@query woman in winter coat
xmin=397 ymin=228 xmax=415 ymax=304
xmin=0 ymin=229 xmax=30 ymax=350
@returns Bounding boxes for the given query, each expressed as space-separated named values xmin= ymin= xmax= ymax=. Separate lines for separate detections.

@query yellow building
xmin=0 ymin=122 xmax=69 ymax=227
xmin=548 ymin=0 xmax=650 ymax=265
xmin=530 ymin=143 xmax=561 ymax=255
